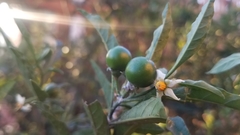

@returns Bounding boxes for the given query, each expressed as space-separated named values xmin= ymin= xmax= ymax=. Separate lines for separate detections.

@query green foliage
xmin=167 ymin=116 xmax=190 ymax=135
xmin=47 ymin=67 xmax=64 ymax=75
xmin=181 ymin=80 xmax=224 ymax=99
xmin=37 ymin=47 xmax=52 ymax=61
xmin=135 ymin=123 xmax=164 ymax=134
xmin=113 ymin=124 xmax=164 ymax=135
xmin=1 ymin=23 xmax=70 ymax=134
xmin=0 ymin=80 xmax=15 ymax=100
xmin=4 ymin=0 xmax=240 ymax=134
xmin=31 ymin=80 xmax=48 ymax=102
xmin=166 ymin=0 xmax=215 ymax=78
xmin=90 ymin=60 xmax=113 ymax=109
xmin=145 ymin=3 xmax=172 ymax=65
xmin=42 ymin=109 xmax=70 ymax=135
xmin=207 ymin=53 xmax=240 ymax=74
xmin=83 ymin=100 xmax=111 ymax=135
xmin=116 ymin=97 xmax=166 ymax=124
xmin=80 ymin=10 xmax=118 ymax=51
xmin=84 ymin=1 xmax=217 ymax=134
xmin=109 ymin=97 xmax=166 ymax=135
xmin=178 ymin=80 xmax=240 ymax=110
xmin=0 ymin=28 xmax=33 ymax=91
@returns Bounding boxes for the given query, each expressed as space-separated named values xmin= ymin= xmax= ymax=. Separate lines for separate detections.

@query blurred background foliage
xmin=0 ymin=0 xmax=240 ymax=134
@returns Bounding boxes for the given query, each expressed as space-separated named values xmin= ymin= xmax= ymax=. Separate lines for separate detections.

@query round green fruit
xmin=125 ymin=57 xmax=157 ymax=87
xmin=106 ymin=46 xmax=132 ymax=71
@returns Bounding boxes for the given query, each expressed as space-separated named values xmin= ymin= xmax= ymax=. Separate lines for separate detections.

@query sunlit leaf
xmin=0 ymin=80 xmax=15 ymax=100
xmin=166 ymin=0 xmax=215 ymax=78
xmin=83 ymin=100 xmax=111 ymax=135
xmin=114 ymin=97 xmax=166 ymax=124
xmin=146 ymin=3 xmax=172 ymax=65
xmin=207 ymin=53 xmax=240 ymax=74
xmin=167 ymin=116 xmax=190 ymax=135
xmin=80 ymin=10 xmax=118 ymax=51
xmin=91 ymin=60 xmax=113 ymax=109
xmin=30 ymin=80 xmax=48 ymax=102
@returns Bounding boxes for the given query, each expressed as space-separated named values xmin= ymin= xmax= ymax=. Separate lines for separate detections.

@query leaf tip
xmin=78 ymin=9 xmax=88 ymax=16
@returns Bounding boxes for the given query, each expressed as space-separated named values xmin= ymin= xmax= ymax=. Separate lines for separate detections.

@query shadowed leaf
xmin=113 ymin=97 xmax=166 ymax=124
xmin=177 ymin=80 xmax=240 ymax=110
xmin=84 ymin=100 xmax=111 ymax=135
xmin=166 ymin=0 xmax=215 ymax=78
xmin=167 ymin=116 xmax=190 ymax=135
xmin=91 ymin=60 xmax=113 ymax=109
xmin=37 ymin=47 xmax=52 ymax=61
xmin=220 ymin=89 xmax=240 ymax=110
xmin=146 ymin=3 xmax=172 ymax=65
xmin=42 ymin=110 xmax=70 ymax=135
xmin=0 ymin=28 xmax=33 ymax=92
xmin=73 ymin=129 xmax=94 ymax=135
xmin=0 ymin=80 xmax=15 ymax=100
xmin=47 ymin=67 xmax=64 ymax=75
xmin=113 ymin=124 xmax=138 ymax=135
xmin=135 ymin=123 xmax=164 ymax=134
xmin=180 ymin=80 xmax=224 ymax=99
xmin=30 ymin=80 xmax=48 ymax=102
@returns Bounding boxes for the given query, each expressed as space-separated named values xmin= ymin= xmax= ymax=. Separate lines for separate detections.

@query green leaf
xmin=0 ymin=28 xmax=14 ymax=47
xmin=73 ymin=129 xmax=94 ymax=135
xmin=135 ymin=123 xmax=164 ymax=134
xmin=207 ymin=53 xmax=240 ymax=74
xmin=0 ymin=80 xmax=15 ymax=100
xmin=146 ymin=3 xmax=172 ymax=65
xmin=114 ymin=97 xmax=167 ymax=124
xmin=166 ymin=0 xmax=215 ymax=78
xmin=47 ymin=67 xmax=64 ymax=75
xmin=30 ymin=80 xmax=48 ymax=102
xmin=118 ymin=88 xmax=156 ymax=109
xmin=177 ymin=80 xmax=240 ymax=110
xmin=43 ymin=83 xmax=59 ymax=91
xmin=113 ymin=124 xmax=138 ymax=135
xmin=219 ymin=89 xmax=240 ymax=110
xmin=42 ymin=110 xmax=70 ymax=135
xmin=83 ymin=100 xmax=111 ymax=135
xmin=167 ymin=116 xmax=190 ymax=135
xmin=15 ymin=21 xmax=44 ymax=86
xmin=37 ymin=47 xmax=52 ymax=61
xmin=80 ymin=10 xmax=118 ymax=51
xmin=0 ymin=28 xmax=33 ymax=93
xmin=180 ymin=80 xmax=225 ymax=99
xmin=51 ymin=104 xmax=65 ymax=114
xmin=90 ymin=60 xmax=113 ymax=109
xmin=15 ymin=20 xmax=37 ymax=61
